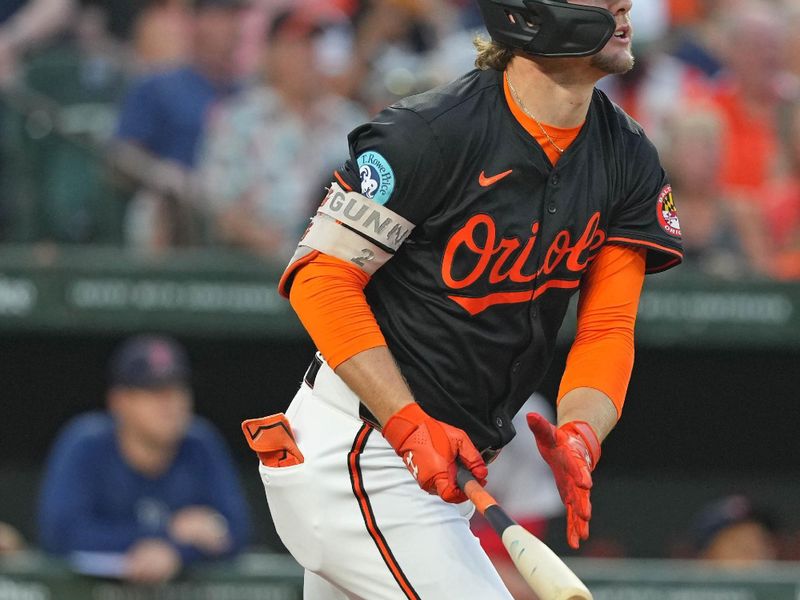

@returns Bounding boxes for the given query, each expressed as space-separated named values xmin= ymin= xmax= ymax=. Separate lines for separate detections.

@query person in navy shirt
xmin=38 ymin=335 xmax=250 ymax=584
xmin=111 ymin=0 xmax=245 ymax=249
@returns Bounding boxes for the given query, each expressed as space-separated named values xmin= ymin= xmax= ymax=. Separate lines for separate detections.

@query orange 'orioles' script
xmin=442 ymin=211 xmax=606 ymax=315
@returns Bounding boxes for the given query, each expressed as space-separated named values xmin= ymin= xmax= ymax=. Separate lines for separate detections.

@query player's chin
xmin=590 ymin=49 xmax=635 ymax=76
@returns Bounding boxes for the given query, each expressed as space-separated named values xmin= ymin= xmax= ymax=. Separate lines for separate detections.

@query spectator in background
xmin=597 ymin=0 xmax=723 ymax=146
xmin=111 ymin=0 xmax=246 ymax=252
xmin=690 ymin=495 xmax=779 ymax=565
xmin=470 ymin=395 xmax=563 ymax=600
xmin=334 ymin=0 xmax=452 ymax=109
xmin=4 ymin=2 xmax=129 ymax=245
xmin=0 ymin=522 xmax=25 ymax=555
xmin=79 ymin=0 xmax=150 ymax=46
xmin=198 ymin=5 xmax=365 ymax=260
xmin=72 ymin=1 xmax=189 ymax=71
xmin=660 ymin=105 xmax=759 ymax=279
xmin=711 ymin=2 xmax=794 ymax=271
xmin=0 ymin=0 xmax=76 ymax=239
xmin=784 ymin=5 xmax=800 ymax=95
xmin=0 ymin=0 xmax=76 ymax=84
xmin=769 ymin=100 xmax=800 ymax=279
xmin=234 ymin=0 xmax=354 ymax=80
xmin=667 ymin=0 xmax=727 ymax=80
xmin=37 ymin=335 xmax=250 ymax=584
xmin=130 ymin=0 xmax=193 ymax=71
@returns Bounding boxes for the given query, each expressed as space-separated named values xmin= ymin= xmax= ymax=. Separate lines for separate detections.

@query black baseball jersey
xmin=331 ymin=68 xmax=683 ymax=452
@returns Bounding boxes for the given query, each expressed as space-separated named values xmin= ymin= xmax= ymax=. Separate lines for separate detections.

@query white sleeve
xmin=283 ymin=182 xmax=416 ymax=277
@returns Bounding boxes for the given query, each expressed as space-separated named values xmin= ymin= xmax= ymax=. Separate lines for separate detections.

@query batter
xmin=249 ymin=1 xmax=683 ymax=598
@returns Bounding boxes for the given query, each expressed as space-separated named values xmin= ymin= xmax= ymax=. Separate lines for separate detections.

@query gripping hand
xmin=382 ymin=403 xmax=487 ymax=503
xmin=527 ymin=413 xmax=601 ymax=549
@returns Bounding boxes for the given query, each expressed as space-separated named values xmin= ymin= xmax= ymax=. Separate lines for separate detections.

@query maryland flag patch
xmin=657 ymin=185 xmax=681 ymax=237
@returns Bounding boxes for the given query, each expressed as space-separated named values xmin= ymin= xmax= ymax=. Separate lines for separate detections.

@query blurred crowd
xmin=0 ymin=0 xmax=799 ymax=279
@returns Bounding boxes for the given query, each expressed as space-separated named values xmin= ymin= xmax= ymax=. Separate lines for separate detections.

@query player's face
xmin=569 ymin=0 xmax=635 ymax=75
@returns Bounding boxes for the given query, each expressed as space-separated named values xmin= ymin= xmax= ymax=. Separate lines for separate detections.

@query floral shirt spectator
xmin=198 ymin=84 xmax=365 ymax=260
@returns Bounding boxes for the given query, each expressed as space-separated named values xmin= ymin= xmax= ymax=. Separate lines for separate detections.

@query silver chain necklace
xmin=507 ymin=73 xmax=566 ymax=155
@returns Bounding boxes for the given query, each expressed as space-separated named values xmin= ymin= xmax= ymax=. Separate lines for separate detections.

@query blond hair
xmin=473 ymin=36 xmax=515 ymax=71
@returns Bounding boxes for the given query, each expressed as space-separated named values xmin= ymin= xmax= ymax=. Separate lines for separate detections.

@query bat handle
xmin=456 ymin=465 xmax=475 ymax=491
xmin=457 ymin=465 xmax=502 ymax=519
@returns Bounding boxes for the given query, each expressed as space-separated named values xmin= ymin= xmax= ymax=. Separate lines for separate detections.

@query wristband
xmin=382 ymin=403 xmax=426 ymax=450
xmin=561 ymin=420 xmax=601 ymax=469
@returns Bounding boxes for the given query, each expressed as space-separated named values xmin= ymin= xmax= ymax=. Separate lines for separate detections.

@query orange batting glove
xmin=527 ymin=413 xmax=601 ymax=550
xmin=382 ymin=403 xmax=488 ymax=503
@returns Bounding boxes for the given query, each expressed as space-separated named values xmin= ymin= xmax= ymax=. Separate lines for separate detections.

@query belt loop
xmin=304 ymin=354 xmax=380 ymax=429
xmin=304 ymin=353 xmax=324 ymax=389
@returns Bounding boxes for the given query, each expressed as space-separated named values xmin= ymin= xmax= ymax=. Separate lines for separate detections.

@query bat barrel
xmin=457 ymin=465 xmax=593 ymax=600
xmin=502 ymin=525 xmax=593 ymax=600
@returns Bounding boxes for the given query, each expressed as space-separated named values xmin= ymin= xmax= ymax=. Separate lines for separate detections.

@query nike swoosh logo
xmin=479 ymin=169 xmax=513 ymax=187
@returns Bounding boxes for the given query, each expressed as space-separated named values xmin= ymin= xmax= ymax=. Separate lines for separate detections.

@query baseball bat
xmin=457 ymin=466 xmax=593 ymax=600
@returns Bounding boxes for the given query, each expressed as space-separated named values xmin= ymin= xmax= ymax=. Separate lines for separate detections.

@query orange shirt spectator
xmin=711 ymin=7 xmax=789 ymax=198
xmin=713 ymin=83 xmax=780 ymax=193
xmin=668 ymin=0 xmax=701 ymax=26
xmin=764 ymin=179 xmax=800 ymax=251
xmin=767 ymin=102 xmax=800 ymax=279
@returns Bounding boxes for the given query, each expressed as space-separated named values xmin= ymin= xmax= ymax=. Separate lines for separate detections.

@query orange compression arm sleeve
xmin=288 ymin=253 xmax=387 ymax=369
xmin=558 ymin=245 xmax=647 ymax=417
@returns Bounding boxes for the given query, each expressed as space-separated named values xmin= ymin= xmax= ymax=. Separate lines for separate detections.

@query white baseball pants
xmin=257 ymin=356 xmax=513 ymax=599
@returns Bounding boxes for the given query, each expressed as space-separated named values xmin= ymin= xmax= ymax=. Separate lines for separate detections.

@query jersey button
xmin=547 ymin=203 xmax=557 ymax=214
xmin=551 ymin=174 xmax=560 ymax=186
xmin=512 ymin=361 xmax=521 ymax=373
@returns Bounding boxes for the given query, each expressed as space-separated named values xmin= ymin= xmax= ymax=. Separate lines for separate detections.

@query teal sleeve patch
xmin=357 ymin=151 xmax=396 ymax=206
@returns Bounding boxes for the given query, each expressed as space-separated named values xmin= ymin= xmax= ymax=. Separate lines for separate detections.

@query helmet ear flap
xmin=476 ymin=0 xmax=616 ymax=58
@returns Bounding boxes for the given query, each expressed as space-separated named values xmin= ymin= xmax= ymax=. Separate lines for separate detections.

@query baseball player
xmin=250 ymin=1 xmax=683 ymax=597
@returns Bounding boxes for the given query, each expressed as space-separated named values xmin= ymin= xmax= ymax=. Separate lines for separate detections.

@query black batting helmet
xmin=476 ymin=0 xmax=616 ymax=58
